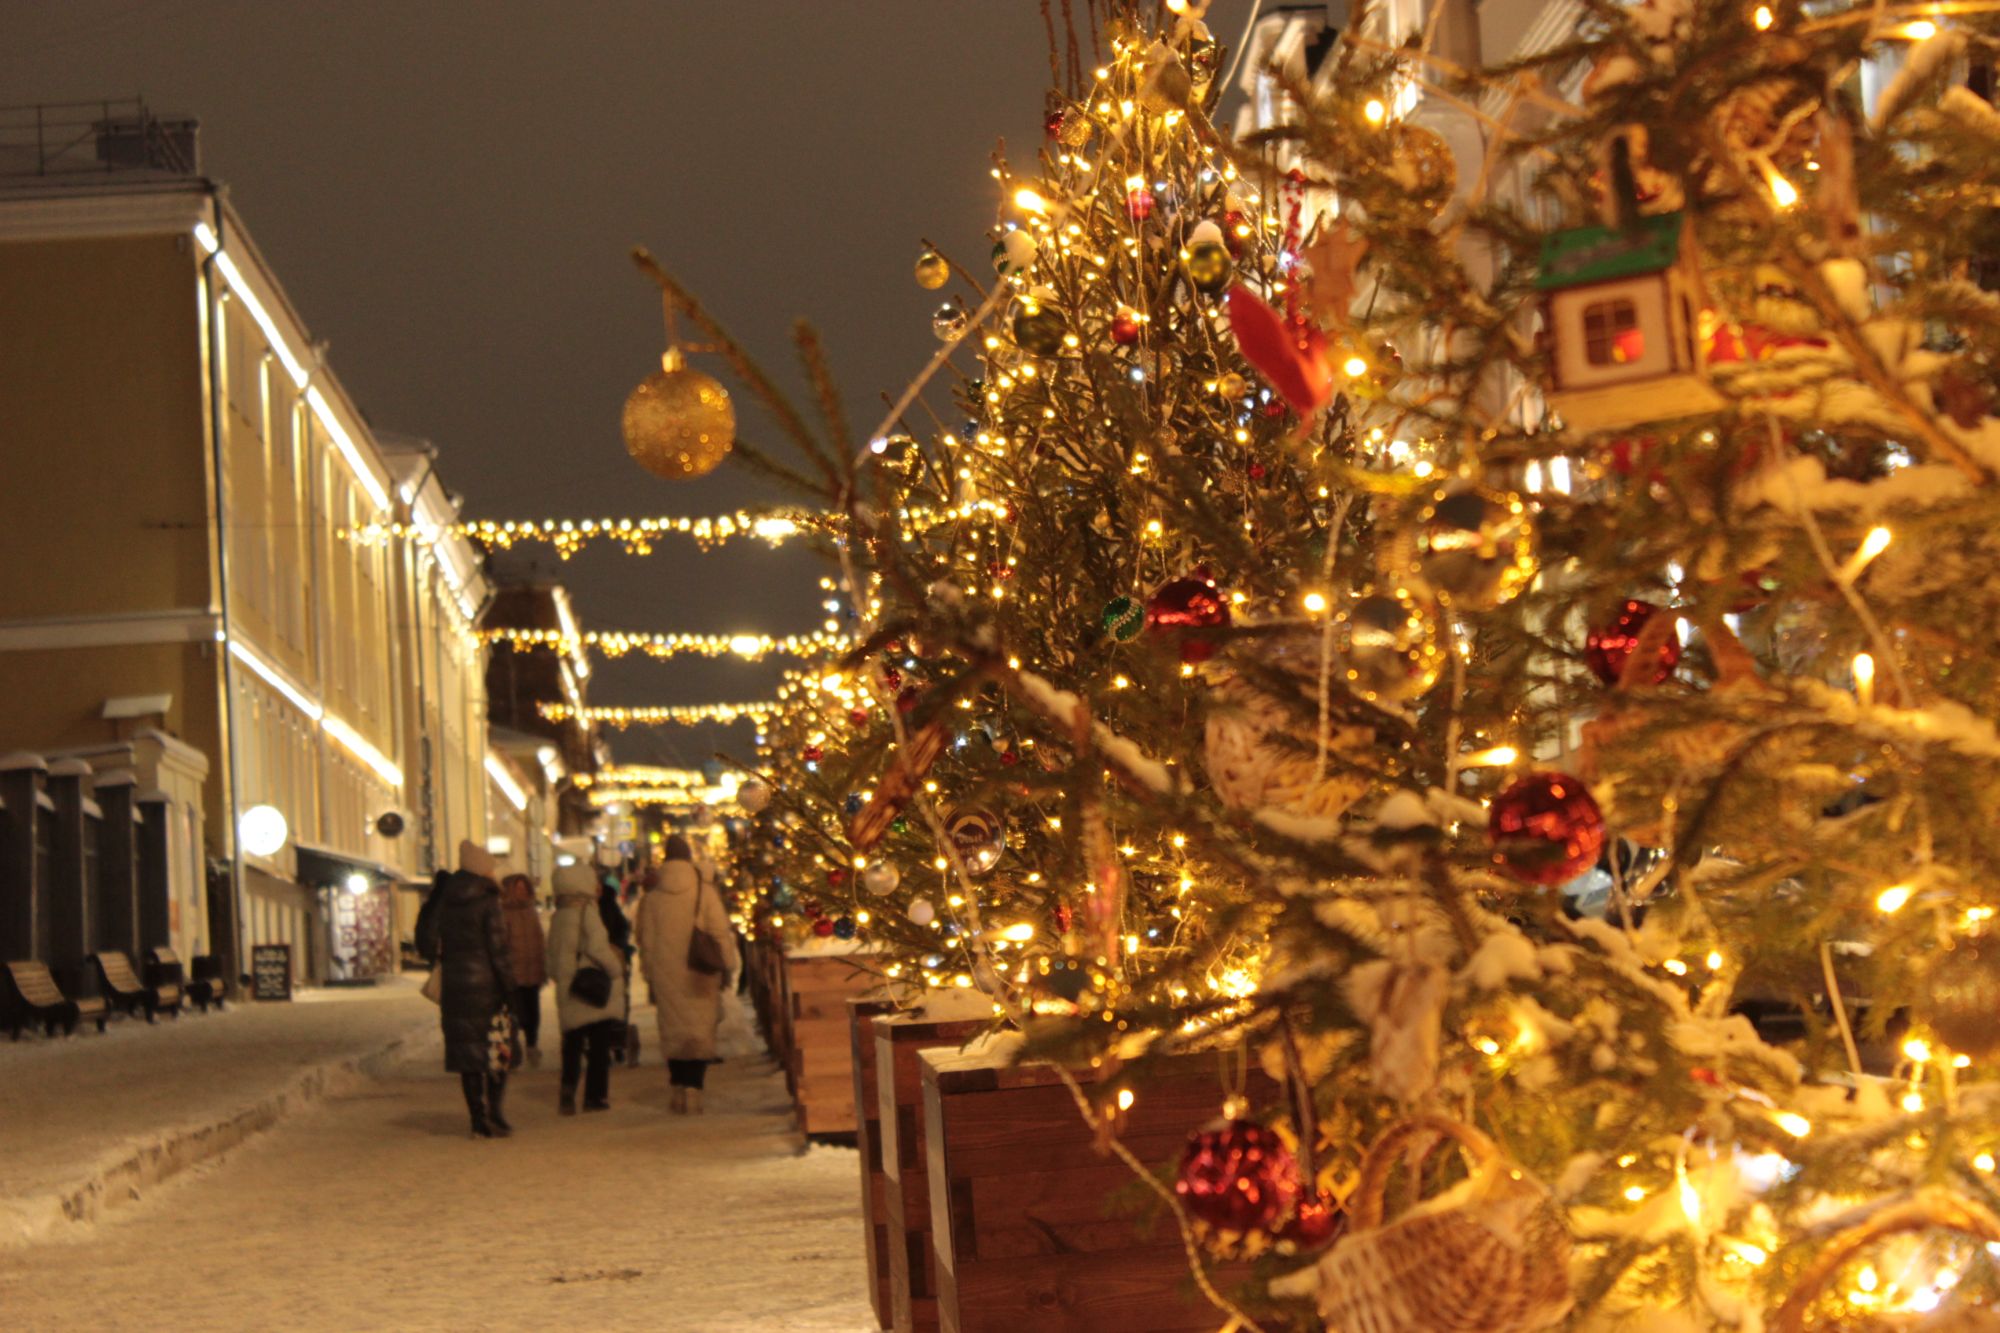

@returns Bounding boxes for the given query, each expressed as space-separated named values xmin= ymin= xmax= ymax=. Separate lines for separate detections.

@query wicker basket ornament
xmin=1203 ymin=666 xmax=1372 ymax=819
xmin=1317 ymin=1115 xmax=1572 ymax=1333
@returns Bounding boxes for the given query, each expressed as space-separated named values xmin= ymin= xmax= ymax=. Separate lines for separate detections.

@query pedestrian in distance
xmin=638 ymin=834 xmax=740 ymax=1114
xmin=498 ymin=872 xmax=547 ymax=1069
xmin=432 ymin=841 xmax=517 ymax=1139
xmin=546 ymin=861 xmax=626 ymax=1114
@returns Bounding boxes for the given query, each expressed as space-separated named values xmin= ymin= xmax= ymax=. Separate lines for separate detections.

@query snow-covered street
xmin=0 ymin=991 xmax=877 ymax=1332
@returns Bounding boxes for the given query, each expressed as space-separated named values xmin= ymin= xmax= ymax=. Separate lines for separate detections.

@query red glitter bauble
xmin=1279 ymin=1192 xmax=1346 ymax=1252
xmin=802 ymin=744 xmax=825 ymax=763
xmin=827 ymin=867 xmax=849 ymax=889
xmin=848 ymin=709 xmax=869 ymax=727
xmin=1127 ymin=186 xmax=1156 ymax=220
xmin=1145 ymin=575 xmax=1231 ymax=663
xmin=812 ymin=917 xmax=836 ymax=938
xmin=1584 ymin=599 xmax=1681 ymax=687
xmin=1175 ymin=1120 xmax=1299 ymax=1234
xmin=1489 ymin=772 xmax=1606 ymax=885
xmin=1110 ymin=310 xmax=1143 ymax=345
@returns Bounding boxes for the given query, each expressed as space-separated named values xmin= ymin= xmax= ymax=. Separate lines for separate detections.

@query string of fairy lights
xmin=539 ymin=700 xmax=783 ymax=728
xmin=346 ymin=500 xmax=1001 ymax=559
xmin=480 ymin=625 xmax=851 ymax=661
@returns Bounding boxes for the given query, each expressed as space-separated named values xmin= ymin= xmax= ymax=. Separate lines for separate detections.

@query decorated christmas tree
xmin=667 ymin=0 xmax=2000 ymax=1323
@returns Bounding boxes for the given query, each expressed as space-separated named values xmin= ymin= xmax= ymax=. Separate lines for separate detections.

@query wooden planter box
xmin=783 ymin=947 xmax=879 ymax=1137
xmin=849 ymin=995 xmax=901 ymax=1329
xmin=921 ymin=1038 xmax=1264 ymax=1333
xmin=746 ymin=937 xmax=786 ymax=1053
xmin=874 ymin=1009 xmax=990 ymax=1332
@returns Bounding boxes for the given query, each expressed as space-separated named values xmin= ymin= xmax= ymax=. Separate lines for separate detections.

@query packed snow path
xmin=0 ymin=993 xmax=877 ymax=1332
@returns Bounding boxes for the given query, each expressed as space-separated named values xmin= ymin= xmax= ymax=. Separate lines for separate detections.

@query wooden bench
xmin=187 ymin=952 xmax=226 ymax=1011
xmin=93 ymin=950 xmax=182 ymax=1022
xmin=920 ymin=1038 xmax=1271 ymax=1333
xmin=149 ymin=947 xmax=219 ymax=1012
xmin=2 ymin=960 xmax=105 ymax=1038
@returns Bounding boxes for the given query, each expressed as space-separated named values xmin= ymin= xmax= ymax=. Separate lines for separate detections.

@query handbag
xmin=486 ymin=1007 xmax=523 ymax=1074
xmin=687 ymin=874 xmax=728 ymax=977
xmin=567 ymin=906 xmax=615 ymax=1008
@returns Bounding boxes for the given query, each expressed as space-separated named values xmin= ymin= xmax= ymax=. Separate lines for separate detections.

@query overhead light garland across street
xmin=480 ymin=626 xmax=852 ymax=662
xmin=344 ymin=500 xmax=1004 ymax=558
xmin=538 ymin=700 xmax=781 ymax=729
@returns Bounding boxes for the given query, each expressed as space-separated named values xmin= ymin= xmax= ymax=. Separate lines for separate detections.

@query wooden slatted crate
xmin=921 ymin=1037 xmax=1264 ymax=1333
xmin=873 ymin=1009 xmax=990 ymax=1332
xmin=849 ymin=994 xmax=901 ymax=1330
xmin=784 ymin=946 xmax=880 ymax=1137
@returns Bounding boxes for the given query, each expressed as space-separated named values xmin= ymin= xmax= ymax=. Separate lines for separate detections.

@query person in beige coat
xmin=546 ymin=862 xmax=626 ymax=1114
xmin=637 ymin=835 xmax=739 ymax=1113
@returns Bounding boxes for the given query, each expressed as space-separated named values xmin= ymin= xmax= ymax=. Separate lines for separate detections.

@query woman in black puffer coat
xmin=432 ymin=841 xmax=516 ymax=1138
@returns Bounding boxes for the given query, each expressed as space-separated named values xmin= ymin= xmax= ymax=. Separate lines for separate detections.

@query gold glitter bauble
xmin=621 ymin=350 xmax=735 ymax=480
xmin=1404 ymin=484 xmax=1538 ymax=610
xmin=914 ymin=250 xmax=950 ymax=290
xmin=1925 ymin=933 xmax=2000 ymax=1060
xmin=1386 ymin=123 xmax=1456 ymax=214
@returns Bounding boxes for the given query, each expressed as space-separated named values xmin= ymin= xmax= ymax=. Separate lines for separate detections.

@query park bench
xmin=2 ymin=960 xmax=106 ymax=1038
xmin=93 ymin=949 xmax=182 ymax=1022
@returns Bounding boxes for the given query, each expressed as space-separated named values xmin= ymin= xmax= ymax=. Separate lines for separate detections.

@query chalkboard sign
xmin=250 ymin=943 xmax=293 ymax=1001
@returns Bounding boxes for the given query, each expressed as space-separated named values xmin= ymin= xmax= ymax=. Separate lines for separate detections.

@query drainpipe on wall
xmin=200 ymin=190 xmax=247 ymax=997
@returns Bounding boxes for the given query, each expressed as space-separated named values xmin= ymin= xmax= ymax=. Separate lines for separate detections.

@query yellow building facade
xmin=0 ymin=165 xmax=492 ymax=988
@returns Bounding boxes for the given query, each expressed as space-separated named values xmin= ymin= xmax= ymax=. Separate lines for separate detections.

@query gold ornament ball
xmin=1336 ymin=586 xmax=1446 ymax=704
xmin=1386 ymin=123 xmax=1457 ymax=215
xmin=914 ymin=250 xmax=950 ymax=290
xmin=1408 ymin=484 xmax=1538 ymax=610
xmin=621 ymin=350 xmax=735 ymax=481
xmin=1925 ymin=934 xmax=2000 ymax=1060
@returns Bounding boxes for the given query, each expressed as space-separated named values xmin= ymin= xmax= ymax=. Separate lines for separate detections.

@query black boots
xmin=463 ymin=1071 xmax=511 ymax=1138
xmin=486 ymin=1074 xmax=512 ymax=1135
xmin=559 ymin=1082 xmax=577 ymax=1115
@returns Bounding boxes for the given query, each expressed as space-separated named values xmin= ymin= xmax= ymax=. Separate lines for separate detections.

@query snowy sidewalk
xmin=0 ymin=976 xmax=436 ymax=1245
xmin=0 ymin=993 xmax=877 ymax=1332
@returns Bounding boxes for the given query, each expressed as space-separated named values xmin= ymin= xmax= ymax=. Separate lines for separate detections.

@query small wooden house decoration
xmin=1536 ymin=211 xmax=1722 ymax=435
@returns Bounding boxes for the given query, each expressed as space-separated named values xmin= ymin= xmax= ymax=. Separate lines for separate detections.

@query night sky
xmin=4 ymin=0 xmax=1260 ymax=769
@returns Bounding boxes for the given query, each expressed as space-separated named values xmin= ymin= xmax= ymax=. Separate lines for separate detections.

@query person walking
xmin=498 ymin=873 xmax=547 ymax=1069
xmin=432 ymin=841 xmax=516 ymax=1139
xmin=546 ymin=861 xmax=626 ymax=1114
xmin=638 ymin=835 xmax=739 ymax=1114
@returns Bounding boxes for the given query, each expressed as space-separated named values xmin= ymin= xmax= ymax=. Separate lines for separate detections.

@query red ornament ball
xmin=827 ymin=867 xmax=849 ymax=889
xmin=1145 ymin=575 xmax=1232 ymax=664
xmin=848 ymin=709 xmax=869 ymax=727
xmin=1127 ymin=186 xmax=1156 ymax=220
xmin=1279 ymin=1192 xmax=1346 ymax=1252
xmin=812 ymin=917 xmax=836 ymax=938
xmin=802 ymin=744 xmax=825 ymax=763
xmin=1247 ymin=461 xmax=1266 ymax=481
xmin=1175 ymin=1120 xmax=1299 ymax=1234
xmin=1110 ymin=309 xmax=1143 ymax=346
xmin=1489 ymin=772 xmax=1607 ymax=885
xmin=1584 ymin=599 xmax=1681 ymax=688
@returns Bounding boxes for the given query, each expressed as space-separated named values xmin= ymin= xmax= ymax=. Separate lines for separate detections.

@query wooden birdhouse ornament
xmin=1536 ymin=211 xmax=1723 ymax=436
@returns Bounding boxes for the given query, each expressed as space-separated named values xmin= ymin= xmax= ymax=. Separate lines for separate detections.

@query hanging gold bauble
xmin=622 ymin=347 xmax=735 ymax=481
xmin=914 ymin=250 xmax=950 ymax=290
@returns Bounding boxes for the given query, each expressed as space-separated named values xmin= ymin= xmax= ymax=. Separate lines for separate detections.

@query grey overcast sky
xmin=1 ymin=0 xmax=1260 ymax=768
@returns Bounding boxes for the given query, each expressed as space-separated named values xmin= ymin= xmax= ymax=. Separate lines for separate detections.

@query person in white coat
xmin=545 ymin=862 xmax=626 ymax=1114
xmin=637 ymin=835 xmax=740 ymax=1113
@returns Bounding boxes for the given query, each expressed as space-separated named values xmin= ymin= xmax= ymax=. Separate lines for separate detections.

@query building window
xmin=1583 ymin=298 xmax=1644 ymax=366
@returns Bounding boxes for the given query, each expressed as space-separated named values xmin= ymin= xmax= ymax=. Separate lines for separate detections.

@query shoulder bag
xmin=687 ymin=874 xmax=728 ymax=977
xmin=567 ymin=907 xmax=615 ymax=1008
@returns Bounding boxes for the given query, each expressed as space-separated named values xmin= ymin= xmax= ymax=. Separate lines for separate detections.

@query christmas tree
xmin=673 ymin=0 xmax=2000 ymax=1323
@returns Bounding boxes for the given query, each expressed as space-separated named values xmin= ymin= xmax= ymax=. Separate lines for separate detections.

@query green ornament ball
xmin=1185 ymin=240 xmax=1233 ymax=295
xmin=1013 ymin=301 xmax=1067 ymax=357
xmin=1102 ymin=595 xmax=1144 ymax=642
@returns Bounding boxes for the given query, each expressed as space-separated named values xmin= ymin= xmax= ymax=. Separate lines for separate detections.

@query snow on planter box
xmin=872 ymin=1002 xmax=993 ymax=1333
xmin=783 ymin=941 xmax=881 ymax=1137
xmin=919 ymin=1034 xmax=1269 ymax=1333
xmin=848 ymin=993 xmax=902 ymax=1330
